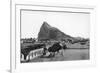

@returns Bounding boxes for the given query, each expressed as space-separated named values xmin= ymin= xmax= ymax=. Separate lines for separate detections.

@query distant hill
xmin=38 ymin=21 xmax=75 ymax=42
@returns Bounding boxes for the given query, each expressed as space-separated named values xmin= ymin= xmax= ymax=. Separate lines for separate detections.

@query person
xmin=42 ymin=45 xmax=48 ymax=56
xmin=62 ymin=41 xmax=67 ymax=50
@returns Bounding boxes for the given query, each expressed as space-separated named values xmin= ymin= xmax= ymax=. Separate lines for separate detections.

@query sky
xmin=21 ymin=10 xmax=90 ymax=38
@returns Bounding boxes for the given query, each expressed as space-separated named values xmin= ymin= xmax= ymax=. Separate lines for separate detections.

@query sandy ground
xmin=25 ymin=49 xmax=89 ymax=63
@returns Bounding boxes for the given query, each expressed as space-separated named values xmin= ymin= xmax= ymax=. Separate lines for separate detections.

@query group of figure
xmin=21 ymin=41 xmax=67 ymax=62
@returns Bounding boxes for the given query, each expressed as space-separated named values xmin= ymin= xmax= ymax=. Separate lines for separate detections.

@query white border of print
xmin=11 ymin=1 xmax=96 ymax=73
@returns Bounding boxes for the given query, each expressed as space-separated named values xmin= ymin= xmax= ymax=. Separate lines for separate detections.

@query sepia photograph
xmin=20 ymin=9 xmax=90 ymax=63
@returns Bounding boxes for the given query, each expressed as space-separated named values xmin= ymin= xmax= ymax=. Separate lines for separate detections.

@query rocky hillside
xmin=38 ymin=21 xmax=74 ymax=41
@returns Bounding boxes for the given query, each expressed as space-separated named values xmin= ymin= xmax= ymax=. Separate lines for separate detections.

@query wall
xmin=0 ymin=0 xmax=99 ymax=73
